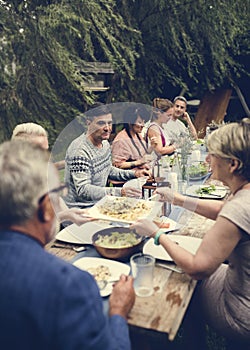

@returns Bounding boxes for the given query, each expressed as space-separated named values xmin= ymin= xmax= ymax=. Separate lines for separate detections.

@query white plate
xmin=186 ymin=185 xmax=228 ymax=199
xmin=56 ymin=221 xmax=111 ymax=244
xmin=73 ymin=257 xmax=130 ymax=297
xmin=153 ymin=217 xmax=180 ymax=231
xmin=88 ymin=195 xmax=163 ymax=224
xmin=143 ymin=235 xmax=202 ymax=261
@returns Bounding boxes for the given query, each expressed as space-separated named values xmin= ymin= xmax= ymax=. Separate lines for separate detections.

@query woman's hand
xmin=130 ymin=218 xmax=159 ymax=237
xmin=154 ymin=187 xmax=176 ymax=203
xmin=57 ymin=208 xmax=95 ymax=225
xmin=149 ymin=136 xmax=158 ymax=146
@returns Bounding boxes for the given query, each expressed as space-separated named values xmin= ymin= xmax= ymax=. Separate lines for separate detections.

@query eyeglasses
xmin=38 ymin=183 xmax=68 ymax=204
xmin=209 ymin=153 xmax=233 ymax=162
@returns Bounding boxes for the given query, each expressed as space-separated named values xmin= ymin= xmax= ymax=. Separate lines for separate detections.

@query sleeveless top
xmin=145 ymin=122 xmax=166 ymax=147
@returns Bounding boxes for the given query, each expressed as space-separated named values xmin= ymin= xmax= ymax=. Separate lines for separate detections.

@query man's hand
xmin=182 ymin=112 xmax=198 ymax=140
xmin=109 ymin=275 xmax=135 ymax=319
xmin=121 ymin=187 xmax=142 ymax=198
xmin=182 ymin=112 xmax=191 ymax=122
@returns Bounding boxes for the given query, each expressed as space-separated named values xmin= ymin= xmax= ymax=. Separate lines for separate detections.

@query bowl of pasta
xmin=92 ymin=227 xmax=145 ymax=261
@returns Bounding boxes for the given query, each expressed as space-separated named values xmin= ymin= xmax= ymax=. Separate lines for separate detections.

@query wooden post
xmin=194 ymin=88 xmax=232 ymax=138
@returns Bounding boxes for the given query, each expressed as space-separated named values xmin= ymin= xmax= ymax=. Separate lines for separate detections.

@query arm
xmin=57 ymin=268 xmax=133 ymax=349
xmin=112 ymin=137 xmax=149 ymax=170
xmin=155 ymin=187 xmax=225 ymax=220
xmin=183 ymin=112 xmax=198 ymax=140
xmin=57 ymin=207 xmax=95 ymax=225
xmin=147 ymin=126 xmax=176 ymax=156
xmin=72 ymin=168 xmax=123 ymax=201
xmin=113 ymin=158 xmax=148 ymax=170
xmin=159 ymin=216 xmax=241 ymax=279
xmin=112 ymin=138 xmax=136 ymax=169
xmin=131 ymin=217 xmax=242 ymax=280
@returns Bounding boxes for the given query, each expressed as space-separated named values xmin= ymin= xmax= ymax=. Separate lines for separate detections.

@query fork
xmin=97 ymin=279 xmax=120 ymax=290
xmin=51 ymin=244 xmax=88 ymax=252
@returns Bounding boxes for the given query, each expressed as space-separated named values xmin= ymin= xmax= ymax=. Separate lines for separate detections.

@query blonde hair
xmin=207 ymin=118 xmax=250 ymax=180
xmin=151 ymin=98 xmax=173 ymax=121
xmin=152 ymin=98 xmax=173 ymax=111
xmin=12 ymin=123 xmax=48 ymax=139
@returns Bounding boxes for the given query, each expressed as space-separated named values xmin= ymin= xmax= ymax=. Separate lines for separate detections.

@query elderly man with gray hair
xmin=11 ymin=122 xmax=96 ymax=227
xmin=0 ymin=140 xmax=135 ymax=350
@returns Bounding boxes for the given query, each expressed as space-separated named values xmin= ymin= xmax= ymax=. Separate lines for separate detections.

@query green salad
xmin=195 ymin=184 xmax=216 ymax=195
xmin=188 ymin=162 xmax=208 ymax=178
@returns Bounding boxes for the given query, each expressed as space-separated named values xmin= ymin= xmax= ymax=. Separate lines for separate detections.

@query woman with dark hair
xmin=112 ymin=105 xmax=153 ymax=170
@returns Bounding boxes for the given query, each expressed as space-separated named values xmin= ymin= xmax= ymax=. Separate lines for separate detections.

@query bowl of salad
xmin=187 ymin=161 xmax=210 ymax=180
xmin=92 ymin=227 xmax=145 ymax=261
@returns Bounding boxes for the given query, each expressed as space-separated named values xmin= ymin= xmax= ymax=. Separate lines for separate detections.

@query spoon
xmin=97 ymin=279 xmax=119 ymax=290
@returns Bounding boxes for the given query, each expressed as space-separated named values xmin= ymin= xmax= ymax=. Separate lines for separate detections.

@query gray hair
xmin=207 ymin=118 xmax=250 ymax=180
xmin=0 ymin=140 xmax=51 ymax=225
xmin=11 ymin=122 xmax=48 ymax=139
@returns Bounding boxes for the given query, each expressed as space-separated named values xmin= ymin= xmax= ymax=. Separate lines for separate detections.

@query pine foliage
xmin=0 ymin=0 xmax=249 ymax=142
xmin=0 ymin=0 xmax=140 ymax=142
xmin=116 ymin=0 xmax=249 ymax=101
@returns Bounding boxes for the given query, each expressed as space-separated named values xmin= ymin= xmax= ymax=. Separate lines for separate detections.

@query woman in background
xmin=112 ymin=105 xmax=153 ymax=170
xmin=145 ymin=98 xmax=177 ymax=156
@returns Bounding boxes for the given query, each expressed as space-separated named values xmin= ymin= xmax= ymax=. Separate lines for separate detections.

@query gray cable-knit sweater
xmin=64 ymin=134 xmax=136 ymax=208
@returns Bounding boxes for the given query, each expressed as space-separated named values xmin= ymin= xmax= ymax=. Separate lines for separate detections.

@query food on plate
xmin=94 ymin=231 xmax=140 ymax=248
xmin=98 ymin=197 xmax=151 ymax=221
xmin=188 ymin=162 xmax=209 ymax=178
xmin=195 ymin=184 xmax=216 ymax=195
xmin=86 ymin=264 xmax=111 ymax=282
xmin=196 ymin=138 xmax=204 ymax=145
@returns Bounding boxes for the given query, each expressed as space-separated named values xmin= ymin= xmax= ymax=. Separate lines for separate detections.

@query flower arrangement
xmin=168 ymin=131 xmax=194 ymax=181
xmin=177 ymin=132 xmax=194 ymax=180
xmin=206 ymin=120 xmax=225 ymax=135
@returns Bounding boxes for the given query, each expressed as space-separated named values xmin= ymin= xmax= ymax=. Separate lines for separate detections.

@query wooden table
xmin=46 ymin=210 xmax=214 ymax=343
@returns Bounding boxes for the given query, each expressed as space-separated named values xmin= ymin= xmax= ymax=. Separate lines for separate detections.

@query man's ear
xmin=37 ymin=195 xmax=55 ymax=223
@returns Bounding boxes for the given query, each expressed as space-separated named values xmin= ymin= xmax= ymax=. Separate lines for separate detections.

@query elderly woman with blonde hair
xmin=132 ymin=118 xmax=250 ymax=348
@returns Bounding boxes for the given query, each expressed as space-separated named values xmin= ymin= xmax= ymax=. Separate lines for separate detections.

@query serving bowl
xmin=92 ymin=227 xmax=145 ymax=261
xmin=187 ymin=161 xmax=210 ymax=180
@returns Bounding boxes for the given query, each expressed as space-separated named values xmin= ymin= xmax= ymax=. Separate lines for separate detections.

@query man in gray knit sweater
xmin=64 ymin=103 xmax=150 ymax=208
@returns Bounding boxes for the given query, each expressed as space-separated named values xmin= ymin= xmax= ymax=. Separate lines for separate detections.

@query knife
xmin=160 ymin=228 xmax=181 ymax=234
xmin=156 ymin=262 xmax=183 ymax=273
